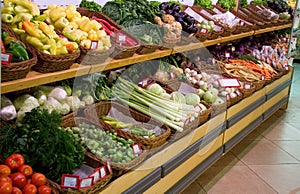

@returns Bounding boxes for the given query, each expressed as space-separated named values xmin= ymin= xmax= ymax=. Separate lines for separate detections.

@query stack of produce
xmin=42 ymin=4 xmax=112 ymax=51
xmin=266 ymin=0 xmax=294 ymax=16
xmin=0 ymin=154 xmax=52 ymax=194
xmin=1 ymin=1 xmax=79 ymax=55
xmin=0 ymin=108 xmax=85 ymax=184
xmin=112 ymin=78 xmax=208 ymax=132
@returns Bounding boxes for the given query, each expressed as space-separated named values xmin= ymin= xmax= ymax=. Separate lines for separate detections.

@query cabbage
xmin=33 ymin=90 xmax=47 ymax=105
xmin=203 ymin=91 xmax=217 ymax=103
xmin=41 ymin=97 xmax=62 ymax=113
xmin=81 ymin=95 xmax=94 ymax=105
xmin=13 ymin=94 xmax=39 ymax=111
xmin=60 ymin=102 xmax=71 ymax=115
xmin=185 ymin=93 xmax=201 ymax=106
xmin=146 ymin=83 xmax=166 ymax=96
xmin=170 ymin=91 xmax=186 ymax=104
xmin=48 ymin=87 xmax=67 ymax=102
xmin=65 ymin=96 xmax=81 ymax=112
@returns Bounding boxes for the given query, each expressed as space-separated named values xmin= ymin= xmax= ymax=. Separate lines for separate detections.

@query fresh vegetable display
xmin=1 ymin=1 xmax=79 ymax=55
xmin=42 ymin=4 xmax=111 ymax=50
xmin=79 ymin=0 xmax=102 ymax=12
xmin=0 ymin=153 xmax=51 ymax=193
xmin=216 ymin=0 xmax=237 ymax=10
xmin=1 ymin=31 xmax=29 ymax=62
xmin=266 ymin=0 xmax=294 ymax=15
xmin=69 ymin=123 xmax=139 ymax=163
xmin=194 ymin=0 xmax=213 ymax=9
xmin=112 ymin=78 xmax=207 ymax=132
xmin=0 ymin=108 xmax=85 ymax=183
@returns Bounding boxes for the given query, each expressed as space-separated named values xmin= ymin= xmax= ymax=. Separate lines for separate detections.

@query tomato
xmin=0 ymin=165 xmax=11 ymax=176
xmin=18 ymin=165 xmax=33 ymax=178
xmin=0 ymin=175 xmax=12 ymax=184
xmin=31 ymin=173 xmax=46 ymax=187
xmin=0 ymin=181 xmax=12 ymax=194
xmin=27 ymin=179 xmax=32 ymax=184
xmin=12 ymin=186 xmax=22 ymax=194
xmin=38 ymin=185 xmax=51 ymax=194
xmin=22 ymin=184 xmax=37 ymax=194
xmin=10 ymin=172 xmax=27 ymax=188
xmin=5 ymin=154 xmax=25 ymax=171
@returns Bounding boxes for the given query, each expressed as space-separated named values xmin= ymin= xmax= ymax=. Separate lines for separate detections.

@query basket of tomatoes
xmin=0 ymin=153 xmax=52 ymax=194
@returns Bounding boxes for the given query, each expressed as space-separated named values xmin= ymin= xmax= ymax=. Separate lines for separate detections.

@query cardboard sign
xmin=217 ymin=78 xmax=241 ymax=88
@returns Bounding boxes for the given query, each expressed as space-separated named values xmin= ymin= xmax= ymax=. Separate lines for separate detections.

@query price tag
xmin=88 ymin=170 xmax=100 ymax=184
xmin=180 ymin=0 xmax=195 ymax=6
xmin=284 ymin=65 xmax=289 ymax=71
xmin=116 ymin=32 xmax=127 ymax=44
xmin=199 ymin=28 xmax=208 ymax=34
xmin=225 ymin=52 xmax=230 ymax=58
xmin=236 ymin=90 xmax=242 ymax=97
xmin=184 ymin=7 xmax=204 ymax=23
xmin=212 ymin=58 xmax=216 ymax=65
xmin=183 ymin=117 xmax=191 ymax=127
xmin=99 ymin=166 xmax=107 ymax=179
xmin=61 ymin=174 xmax=79 ymax=189
xmin=90 ymin=40 xmax=98 ymax=49
xmin=1 ymin=53 xmax=12 ymax=65
xmin=231 ymin=46 xmax=236 ymax=52
xmin=194 ymin=104 xmax=202 ymax=112
xmin=239 ymin=20 xmax=245 ymax=26
xmin=226 ymin=94 xmax=231 ymax=101
xmin=244 ymin=83 xmax=251 ymax=90
xmin=106 ymin=156 xmax=112 ymax=174
xmin=132 ymin=144 xmax=142 ymax=155
xmin=79 ymin=177 xmax=93 ymax=189
xmin=217 ymin=78 xmax=241 ymax=88
xmin=261 ymin=76 xmax=265 ymax=81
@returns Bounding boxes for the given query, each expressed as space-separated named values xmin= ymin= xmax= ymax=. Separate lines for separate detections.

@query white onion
xmin=185 ymin=68 xmax=191 ymax=74
xmin=195 ymin=74 xmax=203 ymax=81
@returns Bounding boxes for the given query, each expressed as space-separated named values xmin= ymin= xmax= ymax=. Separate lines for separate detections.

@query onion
xmin=184 ymin=68 xmax=191 ymax=74
xmin=195 ymin=74 xmax=203 ymax=81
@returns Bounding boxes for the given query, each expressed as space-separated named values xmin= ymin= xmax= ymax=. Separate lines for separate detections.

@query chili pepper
xmin=14 ymin=5 xmax=29 ymax=13
xmin=12 ymin=13 xmax=33 ymax=24
xmin=1 ymin=40 xmax=6 ymax=53
xmin=3 ymin=33 xmax=29 ymax=62
xmin=1 ymin=14 xmax=14 ymax=23
xmin=98 ymin=22 xmax=113 ymax=35
xmin=5 ymin=0 xmax=40 ymax=16
xmin=1 ymin=5 xmax=14 ymax=15
xmin=92 ymin=17 xmax=118 ymax=32
xmin=126 ymin=36 xmax=137 ymax=46
xmin=39 ymin=22 xmax=53 ymax=38
xmin=25 ymin=35 xmax=44 ymax=50
xmin=22 ymin=20 xmax=41 ymax=38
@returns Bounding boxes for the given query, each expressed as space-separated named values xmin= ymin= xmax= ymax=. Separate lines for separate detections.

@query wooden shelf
xmin=1 ymin=23 xmax=292 ymax=94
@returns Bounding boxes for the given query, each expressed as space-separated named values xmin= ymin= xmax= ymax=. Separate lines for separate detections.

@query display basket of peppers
xmin=83 ymin=101 xmax=172 ymax=150
xmin=63 ymin=116 xmax=148 ymax=177
xmin=1 ymin=23 xmax=37 ymax=82
xmin=77 ymin=8 xmax=141 ymax=60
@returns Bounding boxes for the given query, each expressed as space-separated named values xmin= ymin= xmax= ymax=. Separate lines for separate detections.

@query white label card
xmin=79 ymin=178 xmax=93 ymax=189
xmin=244 ymin=83 xmax=251 ymax=90
xmin=199 ymin=28 xmax=208 ymax=34
xmin=218 ymin=78 xmax=241 ymax=88
xmin=106 ymin=156 xmax=112 ymax=174
xmin=61 ymin=175 xmax=79 ymax=189
xmin=132 ymin=144 xmax=142 ymax=155
xmin=180 ymin=0 xmax=195 ymax=6
xmin=99 ymin=167 xmax=107 ymax=178
xmin=90 ymin=40 xmax=98 ymax=49
xmin=225 ymin=52 xmax=230 ymax=58
xmin=184 ymin=7 xmax=204 ymax=23
xmin=89 ymin=170 xmax=100 ymax=184
xmin=1 ymin=53 xmax=12 ymax=65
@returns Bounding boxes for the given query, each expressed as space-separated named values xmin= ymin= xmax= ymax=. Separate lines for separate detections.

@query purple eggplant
xmin=184 ymin=16 xmax=195 ymax=25
xmin=159 ymin=2 xmax=169 ymax=11
xmin=161 ymin=10 xmax=167 ymax=14
xmin=166 ymin=9 xmax=173 ymax=14
xmin=170 ymin=4 xmax=181 ymax=13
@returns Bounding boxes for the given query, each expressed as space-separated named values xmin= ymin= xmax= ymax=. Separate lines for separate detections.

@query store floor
xmin=181 ymin=64 xmax=300 ymax=194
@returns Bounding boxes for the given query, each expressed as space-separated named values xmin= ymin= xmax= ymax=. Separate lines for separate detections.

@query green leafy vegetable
xmin=194 ymin=0 xmax=213 ymax=9
xmin=240 ymin=0 xmax=248 ymax=8
xmin=216 ymin=0 xmax=236 ymax=10
xmin=0 ymin=108 xmax=85 ymax=183
xmin=79 ymin=0 xmax=102 ymax=12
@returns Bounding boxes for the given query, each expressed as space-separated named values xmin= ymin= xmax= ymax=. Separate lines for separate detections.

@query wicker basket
xmin=239 ymin=7 xmax=273 ymax=27
xmin=239 ymin=82 xmax=256 ymax=98
xmin=63 ymin=116 xmax=148 ymax=177
xmin=161 ymin=36 xmax=181 ymax=49
xmin=136 ymin=43 xmax=160 ymax=55
xmin=47 ymin=175 xmax=112 ymax=194
xmin=76 ymin=8 xmax=140 ymax=60
xmin=232 ymin=9 xmax=264 ymax=30
xmin=246 ymin=5 xmax=279 ymax=26
xmin=83 ymin=101 xmax=171 ymax=149
xmin=1 ymin=24 xmax=37 ymax=81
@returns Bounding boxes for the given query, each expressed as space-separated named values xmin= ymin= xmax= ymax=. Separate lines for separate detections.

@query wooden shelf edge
xmin=1 ymin=24 xmax=292 ymax=94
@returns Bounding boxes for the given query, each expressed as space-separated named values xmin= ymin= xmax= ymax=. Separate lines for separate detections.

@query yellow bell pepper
xmin=56 ymin=46 xmax=68 ymax=55
xmin=54 ymin=17 xmax=69 ymax=31
xmin=71 ymin=16 xmax=82 ymax=26
xmin=88 ymin=30 xmax=98 ymax=40
xmin=79 ymin=17 xmax=93 ymax=32
xmin=66 ymin=5 xmax=77 ymax=21
xmin=47 ymin=4 xmax=57 ymax=10
xmin=49 ymin=6 xmax=66 ymax=22
xmin=91 ymin=20 xmax=102 ymax=31
xmin=80 ymin=39 xmax=92 ymax=49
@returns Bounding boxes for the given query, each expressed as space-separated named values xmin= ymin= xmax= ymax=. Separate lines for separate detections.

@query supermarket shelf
xmin=1 ymin=23 xmax=293 ymax=94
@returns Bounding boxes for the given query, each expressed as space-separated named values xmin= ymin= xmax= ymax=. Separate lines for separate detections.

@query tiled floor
xmin=181 ymin=64 xmax=300 ymax=194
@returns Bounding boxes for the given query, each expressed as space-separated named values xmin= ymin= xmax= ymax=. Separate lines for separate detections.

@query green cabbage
xmin=185 ymin=93 xmax=201 ymax=106
xmin=147 ymin=83 xmax=166 ymax=96
xmin=170 ymin=91 xmax=186 ymax=104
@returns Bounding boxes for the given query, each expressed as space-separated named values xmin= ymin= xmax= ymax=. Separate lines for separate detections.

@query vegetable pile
xmin=112 ymin=78 xmax=207 ymax=132
xmin=69 ymin=123 xmax=139 ymax=163
xmin=0 ymin=153 xmax=52 ymax=194
xmin=0 ymin=108 xmax=85 ymax=183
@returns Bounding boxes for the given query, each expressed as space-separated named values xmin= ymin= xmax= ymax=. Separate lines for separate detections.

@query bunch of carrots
xmin=227 ymin=59 xmax=273 ymax=79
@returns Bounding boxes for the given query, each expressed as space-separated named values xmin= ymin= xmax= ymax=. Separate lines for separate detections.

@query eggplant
xmin=166 ymin=9 xmax=173 ymax=14
xmin=159 ymin=2 xmax=169 ymax=11
xmin=170 ymin=4 xmax=181 ymax=13
xmin=184 ymin=16 xmax=195 ymax=25
xmin=161 ymin=10 xmax=167 ymax=14
xmin=173 ymin=12 xmax=180 ymax=19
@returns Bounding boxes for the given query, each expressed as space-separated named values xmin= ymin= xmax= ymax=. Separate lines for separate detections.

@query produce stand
xmin=0 ymin=1 xmax=296 ymax=193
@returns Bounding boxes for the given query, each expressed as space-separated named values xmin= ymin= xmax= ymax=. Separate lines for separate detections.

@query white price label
xmin=218 ymin=78 xmax=241 ymax=88
xmin=89 ymin=170 xmax=100 ymax=184
xmin=118 ymin=35 xmax=126 ymax=42
xmin=225 ymin=52 xmax=230 ymax=58
xmin=236 ymin=90 xmax=242 ymax=96
xmin=1 ymin=53 xmax=12 ymax=65
xmin=261 ymin=76 xmax=265 ymax=81
xmin=199 ymin=28 xmax=208 ymax=34
xmin=184 ymin=7 xmax=204 ymax=23
xmin=194 ymin=104 xmax=202 ymax=112
xmin=79 ymin=178 xmax=93 ymax=189
xmin=99 ymin=167 xmax=107 ymax=178
xmin=132 ymin=144 xmax=142 ymax=155
xmin=226 ymin=94 xmax=231 ymax=101
xmin=180 ymin=0 xmax=195 ymax=6
xmin=244 ymin=83 xmax=251 ymax=90
xmin=61 ymin=175 xmax=79 ymax=189
xmin=90 ymin=40 xmax=98 ymax=49
xmin=106 ymin=156 xmax=112 ymax=174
